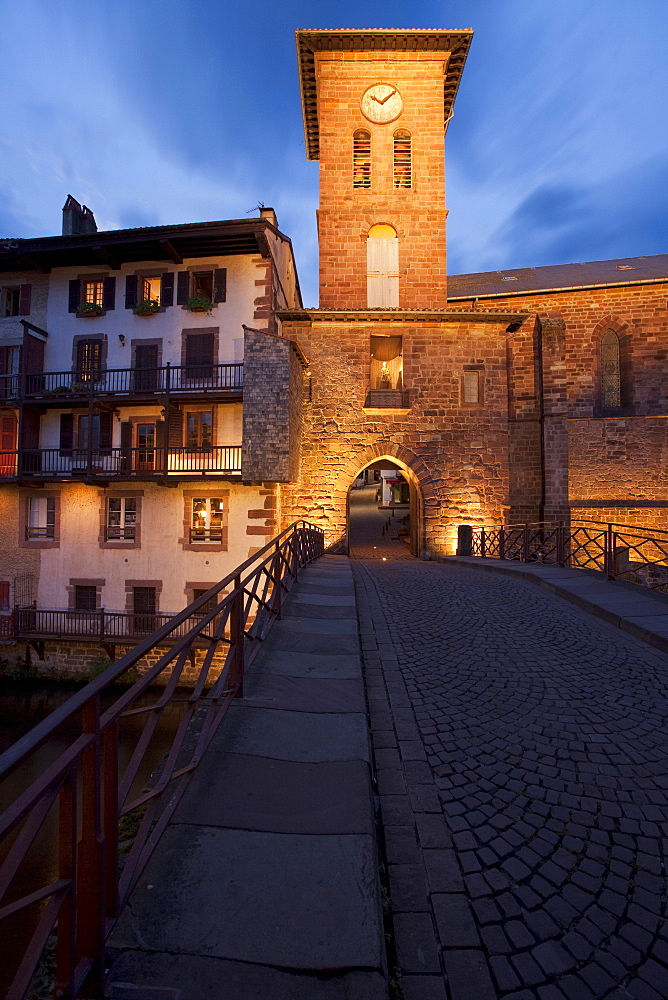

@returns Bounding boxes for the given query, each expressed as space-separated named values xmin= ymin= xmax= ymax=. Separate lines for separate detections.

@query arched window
xmin=353 ymin=130 xmax=371 ymax=189
xmin=367 ymin=224 xmax=398 ymax=308
xmin=393 ymin=129 xmax=412 ymax=189
xmin=601 ymin=330 xmax=621 ymax=409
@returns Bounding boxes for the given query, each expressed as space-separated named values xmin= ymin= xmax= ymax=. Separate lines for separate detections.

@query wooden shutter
xmin=367 ymin=238 xmax=399 ymax=308
xmin=176 ymin=272 xmax=190 ymax=305
xmin=1 ymin=415 xmax=16 ymax=449
xmin=213 ymin=268 xmax=227 ymax=303
xmin=125 ymin=275 xmax=138 ymax=309
xmin=0 ymin=581 xmax=9 ymax=610
xmin=76 ymin=339 xmax=102 ymax=378
xmin=120 ymin=421 xmax=132 ymax=470
xmin=59 ymin=413 xmax=74 ymax=454
xmin=161 ymin=272 xmax=174 ymax=307
xmin=99 ymin=410 xmax=112 ymax=452
xmin=22 ymin=331 xmax=45 ymax=374
xmin=68 ymin=279 xmax=81 ymax=313
xmin=103 ymin=276 xmax=116 ymax=311
xmin=168 ymin=407 xmax=182 ymax=446
xmin=185 ymin=332 xmax=214 ymax=368
xmin=21 ymin=408 xmax=40 ymax=448
xmin=18 ymin=284 xmax=32 ymax=316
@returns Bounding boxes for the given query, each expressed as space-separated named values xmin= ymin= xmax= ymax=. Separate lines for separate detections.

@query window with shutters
xmin=175 ymin=269 xmax=227 ymax=308
xmin=125 ymin=273 xmax=174 ymax=310
xmin=2 ymin=284 xmax=30 ymax=317
xmin=69 ymin=275 xmax=115 ymax=314
xmin=106 ymin=497 xmax=137 ymax=541
xmin=461 ymin=370 xmax=483 ymax=406
xmin=183 ymin=330 xmax=216 ymax=380
xmin=367 ymin=224 xmax=399 ymax=308
xmin=26 ymin=496 xmax=55 ymax=540
xmin=132 ymin=586 xmax=157 ymax=634
xmin=353 ymin=130 xmax=371 ymax=189
xmin=600 ymin=330 xmax=621 ymax=410
xmin=393 ymin=129 xmax=412 ymax=189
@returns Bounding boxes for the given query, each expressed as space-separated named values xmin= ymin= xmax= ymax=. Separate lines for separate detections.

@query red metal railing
xmin=467 ymin=519 xmax=668 ymax=590
xmin=0 ymin=521 xmax=324 ymax=999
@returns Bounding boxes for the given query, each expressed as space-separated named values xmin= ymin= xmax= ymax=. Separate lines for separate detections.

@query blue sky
xmin=1 ymin=0 xmax=667 ymax=306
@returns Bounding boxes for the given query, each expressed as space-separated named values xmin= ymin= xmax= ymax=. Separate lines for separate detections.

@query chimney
xmin=62 ymin=195 xmax=98 ymax=236
xmin=259 ymin=206 xmax=278 ymax=229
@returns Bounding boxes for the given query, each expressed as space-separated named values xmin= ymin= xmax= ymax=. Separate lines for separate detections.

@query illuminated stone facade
xmin=279 ymin=29 xmax=668 ymax=556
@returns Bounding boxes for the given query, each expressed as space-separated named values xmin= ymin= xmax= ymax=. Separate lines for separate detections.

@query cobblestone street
xmin=353 ymin=558 xmax=668 ymax=1000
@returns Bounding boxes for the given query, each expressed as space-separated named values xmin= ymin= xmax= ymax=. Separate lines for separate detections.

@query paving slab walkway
xmin=107 ymin=555 xmax=388 ymax=1000
xmin=353 ymin=555 xmax=668 ymax=1000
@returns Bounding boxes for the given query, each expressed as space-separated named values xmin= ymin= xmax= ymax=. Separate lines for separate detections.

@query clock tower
xmin=296 ymin=29 xmax=473 ymax=309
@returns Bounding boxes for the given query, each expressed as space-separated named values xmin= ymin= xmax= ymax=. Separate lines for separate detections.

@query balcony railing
xmin=1 ymin=446 xmax=242 ymax=479
xmin=0 ymin=362 xmax=243 ymax=401
xmin=13 ymin=607 xmax=219 ymax=643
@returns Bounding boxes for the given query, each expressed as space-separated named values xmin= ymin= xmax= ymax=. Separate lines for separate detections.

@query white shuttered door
xmin=367 ymin=238 xmax=399 ymax=308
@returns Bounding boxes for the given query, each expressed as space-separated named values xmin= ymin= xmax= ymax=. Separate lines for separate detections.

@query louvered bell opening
xmin=353 ymin=130 xmax=371 ymax=189
xmin=393 ymin=130 xmax=412 ymax=189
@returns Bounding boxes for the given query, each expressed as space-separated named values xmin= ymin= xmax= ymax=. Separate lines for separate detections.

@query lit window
xmin=370 ymin=336 xmax=403 ymax=390
xmin=192 ymin=272 xmax=213 ymax=300
xmin=27 ymin=496 xmax=55 ymax=540
xmin=353 ymin=130 xmax=371 ymax=189
xmin=106 ymin=497 xmax=137 ymax=541
xmin=191 ymin=497 xmax=225 ymax=542
xmin=83 ymin=280 xmax=104 ymax=308
xmin=75 ymin=339 xmax=103 ymax=382
xmin=186 ymin=412 xmax=213 ymax=451
xmin=601 ymin=330 xmax=621 ymax=409
xmin=393 ymin=129 xmax=411 ymax=189
xmin=141 ymin=276 xmax=161 ymax=305
xmin=462 ymin=371 xmax=480 ymax=404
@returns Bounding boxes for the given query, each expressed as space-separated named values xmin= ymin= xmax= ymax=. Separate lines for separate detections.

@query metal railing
xmin=0 ymin=363 xmax=243 ymax=401
xmin=1 ymin=445 xmax=242 ymax=479
xmin=465 ymin=519 xmax=668 ymax=590
xmin=12 ymin=608 xmax=222 ymax=644
xmin=0 ymin=521 xmax=324 ymax=999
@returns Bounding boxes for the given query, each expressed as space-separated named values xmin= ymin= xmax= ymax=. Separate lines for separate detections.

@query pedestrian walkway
xmin=354 ymin=556 xmax=668 ymax=1000
xmin=107 ymin=556 xmax=387 ymax=1000
xmin=349 ymin=483 xmax=413 ymax=560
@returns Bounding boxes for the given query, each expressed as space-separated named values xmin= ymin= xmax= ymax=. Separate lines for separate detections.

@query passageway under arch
xmin=347 ymin=458 xmax=420 ymax=559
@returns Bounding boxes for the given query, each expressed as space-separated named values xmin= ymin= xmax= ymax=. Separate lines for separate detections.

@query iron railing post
xmin=606 ymin=522 xmax=615 ymax=579
xmin=499 ymin=526 xmax=506 ymax=560
xmin=231 ymin=574 xmax=244 ymax=698
xmin=54 ymin=768 xmax=77 ymax=999
xmin=523 ymin=522 xmax=530 ymax=562
xmin=480 ymin=527 xmax=486 ymax=559
xmin=556 ymin=520 xmax=565 ymax=566
xmin=75 ymin=697 xmax=105 ymax=994
xmin=273 ymin=539 xmax=282 ymax=620
xmin=163 ymin=363 xmax=171 ymax=476
xmin=103 ymin=722 xmax=119 ymax=920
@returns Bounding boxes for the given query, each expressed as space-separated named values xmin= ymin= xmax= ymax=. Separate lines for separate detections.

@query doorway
xmin=348 ymin=459 xmax=421 ymax=559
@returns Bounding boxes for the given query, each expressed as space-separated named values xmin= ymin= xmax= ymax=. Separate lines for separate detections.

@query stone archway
xmin=340 ymin=441 xmax=442 ymax=558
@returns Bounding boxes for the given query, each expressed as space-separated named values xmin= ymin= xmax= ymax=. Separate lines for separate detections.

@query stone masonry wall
xmin=279 ymin=313 xmax=513 ymax=555
xmin=242 ymin=327 xmax=303 ymax=482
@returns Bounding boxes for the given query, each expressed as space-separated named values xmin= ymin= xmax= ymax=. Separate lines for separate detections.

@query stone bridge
xmin=107 ymin=497 xmax=668 ymax=1000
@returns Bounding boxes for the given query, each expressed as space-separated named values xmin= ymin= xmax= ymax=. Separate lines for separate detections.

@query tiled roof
xmin=448 ymin=255 xmax=668 ymax=299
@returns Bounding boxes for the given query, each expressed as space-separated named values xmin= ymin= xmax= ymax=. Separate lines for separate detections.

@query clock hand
xmin=377 ymin=89 xmax=397 ymax=105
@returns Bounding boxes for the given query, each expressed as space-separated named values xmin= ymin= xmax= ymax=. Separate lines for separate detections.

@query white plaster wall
xmin=37 ymin=482 xmax=269 ymax=613
xmin=44 ymin=254 xmax=264 ymax=371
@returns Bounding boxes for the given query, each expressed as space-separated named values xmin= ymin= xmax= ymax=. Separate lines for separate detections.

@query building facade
xmin=278 ymin=29 xmax=668 ymax=556
xmin=0 ymin=200 xmax=304 ymax=668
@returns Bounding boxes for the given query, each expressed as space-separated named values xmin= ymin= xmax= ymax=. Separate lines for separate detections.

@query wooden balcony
xmin=0 ymin=445 xmax=242 ymax=481
xmin=0 ymin=362 xmax=243 ymax=404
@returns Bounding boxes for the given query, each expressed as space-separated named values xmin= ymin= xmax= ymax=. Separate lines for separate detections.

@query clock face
xmin=360 ymin=84 xmax=403 ymax=124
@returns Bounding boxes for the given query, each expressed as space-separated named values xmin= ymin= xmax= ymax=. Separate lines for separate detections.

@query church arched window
xmin=600 ymin=330 xmax=621 ymax=409
xmin=393 ymin=129 xmax=412 ymax=189
xmin=353 ymin=130 xmax=371 ymax=189
xmin=367 ymin=224 xmax=399 ymax=307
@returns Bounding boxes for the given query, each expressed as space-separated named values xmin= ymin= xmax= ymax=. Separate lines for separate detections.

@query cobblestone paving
xmin=353 ymin=558 xmax=668 ymax=1000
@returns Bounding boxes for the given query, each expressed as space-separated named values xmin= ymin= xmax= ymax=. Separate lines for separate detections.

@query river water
xmin=0 ymin=679 xmax=182 ymax=995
